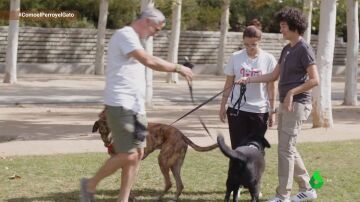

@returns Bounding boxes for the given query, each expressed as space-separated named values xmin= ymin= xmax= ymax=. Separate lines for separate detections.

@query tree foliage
xmin=229 ymin=0 xmax=303 ymax=32
xmin=0 ymin=0 xmax=356 ymax=39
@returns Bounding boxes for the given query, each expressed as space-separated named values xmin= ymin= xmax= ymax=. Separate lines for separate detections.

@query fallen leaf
xmin=9 ymin=174 xmax=21 ymax=180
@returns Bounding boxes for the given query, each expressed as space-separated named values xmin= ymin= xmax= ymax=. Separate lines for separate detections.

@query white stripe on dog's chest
xmin=248 ymin=145 xmax=259 ymax=150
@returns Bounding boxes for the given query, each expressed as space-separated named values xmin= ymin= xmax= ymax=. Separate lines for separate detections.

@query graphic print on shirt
xmin=239 ymin=61 xmax=262 ymax=77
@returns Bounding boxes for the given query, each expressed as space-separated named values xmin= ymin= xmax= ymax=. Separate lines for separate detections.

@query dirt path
xmin=0 ymin=74 xmax=359 ymax=156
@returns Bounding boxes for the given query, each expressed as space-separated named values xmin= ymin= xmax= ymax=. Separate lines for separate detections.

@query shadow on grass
xmin=6 ymin=188 xmax=267 ymax=202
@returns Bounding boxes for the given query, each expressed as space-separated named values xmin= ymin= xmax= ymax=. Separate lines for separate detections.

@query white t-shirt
xmin=104 ymin=26 xmax=146 ymax=114
xmin=224 ymin=49 xmax=277 ymax=113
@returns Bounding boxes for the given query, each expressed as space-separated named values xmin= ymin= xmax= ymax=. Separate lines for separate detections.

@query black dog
xmin=217 ymin=135 xmax=271 ymax=202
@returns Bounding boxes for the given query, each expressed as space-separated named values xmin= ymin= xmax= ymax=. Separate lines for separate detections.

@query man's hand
xmin=219 ymin=105 xmax=227 ymax=123
xmin=178 ymin=65 xmax=193 ymax=82
xmin=268 ymin=113 xmax=276 ymax=127
xmin=283 ymin=91 xmax=294 ymax=112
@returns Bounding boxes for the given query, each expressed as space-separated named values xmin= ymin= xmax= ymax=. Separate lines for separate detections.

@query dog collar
xmin=248 ymin=144 xmax=259 ymax=151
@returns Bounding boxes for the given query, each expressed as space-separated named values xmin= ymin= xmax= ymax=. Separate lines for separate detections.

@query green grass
xmin=1 ymin=140 xmax=360 ymax=202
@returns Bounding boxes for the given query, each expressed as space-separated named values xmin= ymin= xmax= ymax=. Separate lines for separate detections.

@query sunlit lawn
xmin=1 ymin=140 xmax=359 ymax=201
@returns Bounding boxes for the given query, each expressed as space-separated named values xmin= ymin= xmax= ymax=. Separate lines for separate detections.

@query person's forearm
xmin=267 ymin=81 xmax=276 ymax=111
xmin=221 ymin=88 xmax=231 ymax=107
xmin=131 ymin=49 xmax=178 ymax=72
xmin=249 ymin=72 xmax=277 ymax=83
xmin=246 ymin=64 xmax=280 ymax=84
xmin=145 ymin=55 xmax=178 ymax=72
xmin=288 ymin=78 xmax=318 ymax=96
xmin=221 ymin=77 xmax=234 ymax=107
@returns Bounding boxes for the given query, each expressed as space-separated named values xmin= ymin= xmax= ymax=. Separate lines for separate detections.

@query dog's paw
xmin=259 ymin=191 xmax=263 ymax=199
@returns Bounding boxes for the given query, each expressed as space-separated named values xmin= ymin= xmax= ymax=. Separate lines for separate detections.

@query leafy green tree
xmin=309 ymin=0 xmax=355 ymax=41
xmin=229 ymin=0 xmax=302 ymax=33
xmin=156 ymin=0 xmax=221 ymax=31
xmin=107 ymin=0 xmax=139 ymax=28
xmin=0 ymin=0 xmax=356 ymax=40
xmin=179 ymin=0 xmax=201 ymax=30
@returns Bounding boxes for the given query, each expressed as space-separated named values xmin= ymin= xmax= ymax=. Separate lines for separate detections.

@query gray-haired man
xmin=80 ymin=7 xmax=193 ymax=202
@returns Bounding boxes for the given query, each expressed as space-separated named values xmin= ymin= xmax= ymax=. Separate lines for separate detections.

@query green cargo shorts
xmin=105 ymin=105 xmax=147 ymax=153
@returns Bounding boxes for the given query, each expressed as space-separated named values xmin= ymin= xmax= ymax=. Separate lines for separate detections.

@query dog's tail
xmin=182 ymin=133 xmax=218 ymax=152
xmin=217 ymin=134 xmax=246 ymax=162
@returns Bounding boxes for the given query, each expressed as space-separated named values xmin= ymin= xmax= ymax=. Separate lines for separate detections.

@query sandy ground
xmin=0 ymin=74 xmax=359 ymax=156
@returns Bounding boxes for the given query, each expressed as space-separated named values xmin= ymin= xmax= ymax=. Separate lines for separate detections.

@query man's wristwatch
xmin=175 ymin=64 xmax=181 ymax=73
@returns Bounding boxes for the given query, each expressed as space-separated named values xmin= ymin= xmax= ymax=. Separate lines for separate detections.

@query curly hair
xmin=275 ymin=7 xmax=307 ymax=35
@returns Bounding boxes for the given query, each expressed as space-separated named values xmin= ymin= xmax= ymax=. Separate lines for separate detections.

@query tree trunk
xmin=344 ymin=0 xmax=359 ymax=105
xmin=166 ymin=0 xmax=182 ymax=83
xmin=94 ymin=0 xmax=109 ymax=75
xmin=3 ymin=0 xmax=20 ymax=84
xmin=141 ymin=0 xmax=155 ymax=108
xmin=303 ymin=0 xmax=313 ymax=44
xmin=216 ymin=0 xmax=230 ymax=76
xmin=312 ymin=0 xmax=337 ymax=128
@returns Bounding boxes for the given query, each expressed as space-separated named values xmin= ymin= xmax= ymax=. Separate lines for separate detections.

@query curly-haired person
xmin=235 ymin=7 xmax=319 ymax=202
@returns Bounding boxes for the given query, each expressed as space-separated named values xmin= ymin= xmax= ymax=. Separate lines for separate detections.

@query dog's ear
xmin=216 ymin=133 xmax=224 ymax=142
xmin=92 ymin=121 xmax=99 ymax=133
xmin=262 ymin=137 xmax=271 ymax=148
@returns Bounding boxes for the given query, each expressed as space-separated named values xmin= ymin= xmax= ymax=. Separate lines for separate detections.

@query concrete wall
xmin=0 ymin=26 xmax=356 ymax=74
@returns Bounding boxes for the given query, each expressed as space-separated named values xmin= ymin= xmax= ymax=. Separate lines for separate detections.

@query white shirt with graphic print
xmin=224 ymin=49 xmax=277 ymax=113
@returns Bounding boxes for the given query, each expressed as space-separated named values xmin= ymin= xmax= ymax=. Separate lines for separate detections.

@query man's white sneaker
xmin=266 ymin=197 xmax=291 ymax=202
xmin=291 ymin=189 xmax=317 ymax=202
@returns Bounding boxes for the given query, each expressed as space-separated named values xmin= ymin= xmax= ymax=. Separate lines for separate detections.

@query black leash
xmin=170 ymin=84 xmax=233 ymax=126
xmin=171 ymin=83 xmax=247 ymax=126
xmin=187 ymin=80 xmax=213 ymax=140
xmin=177 ymin=58 xmax=213 ymax=139
xmin=172 ymin=58 xmax=247 ymax=140
xmin=230 ymin=84 xmax=247 ymax=116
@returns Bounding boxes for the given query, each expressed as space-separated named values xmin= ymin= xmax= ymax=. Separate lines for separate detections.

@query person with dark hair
xmin=219 ymin=25 xmax=277 ymax=150
xmin=80 ymin=7 xmax=193 ymax=202
xmin=236 ymin=7 xmax=319 ymax=202
xmin=249 ymin=18 xmax=263 ymax=31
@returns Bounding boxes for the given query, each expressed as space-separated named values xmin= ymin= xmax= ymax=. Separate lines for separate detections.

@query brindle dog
xmin=92 ymin=114 xmax=218 ymax=201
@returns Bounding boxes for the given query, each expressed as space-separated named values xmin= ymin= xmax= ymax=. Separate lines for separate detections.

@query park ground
xmin=0 ymin=73 xmax=359 ymax=156
xmin=0 ymin=73 xmax=360 ymax=202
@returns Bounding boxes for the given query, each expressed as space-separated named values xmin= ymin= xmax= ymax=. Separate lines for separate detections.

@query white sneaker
xmin=291 ymin=189 xmax=317 ymax=202
xmin=266 ymin=197 xmax=291 ymax=202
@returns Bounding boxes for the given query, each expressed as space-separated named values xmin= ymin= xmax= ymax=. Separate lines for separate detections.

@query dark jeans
xmin=226 ymin=107 xmax=269 ymax=149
